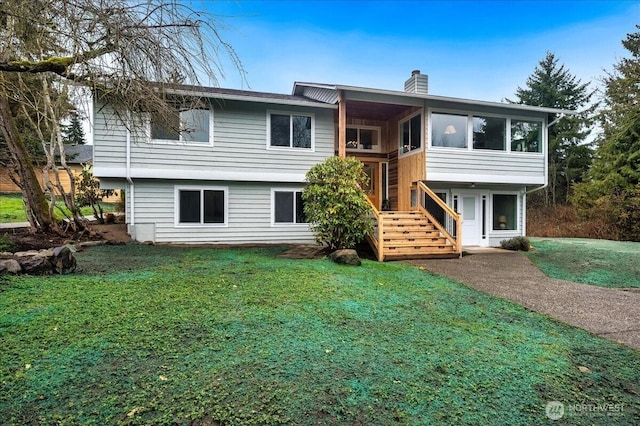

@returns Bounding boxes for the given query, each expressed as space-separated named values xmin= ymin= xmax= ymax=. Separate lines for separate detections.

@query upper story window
xmin=268 ymin=112 xmax=314 ymax=149
xmin=176 ymin=187 xmax=227 ymax=226
xmin=151 ymin=109 xmax=211 ymax=144
xmin=511 ymin=120 xmax=542 ymax=152
xmin=431 ymin=111 xmax=544 ymax=153
xmin=473 ymin=116 xmax=506 ymax=150
xmin=400 ymin=113 xmax=422 ymax=154
xmin=432 ymin=112 xmax=468 ymax=148
xmin=346 ymin=126 xmax=381 ymax=152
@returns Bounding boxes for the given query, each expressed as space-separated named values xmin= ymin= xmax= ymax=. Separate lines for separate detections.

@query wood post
xmin=338 ymin=90 xmax=346 ymax=158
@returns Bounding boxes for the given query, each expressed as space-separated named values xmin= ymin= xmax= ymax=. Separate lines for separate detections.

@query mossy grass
xmin=527 ymin=238 xmax=640 ymax=288
xmin=1 ymin=245 xmax=638 ymax=424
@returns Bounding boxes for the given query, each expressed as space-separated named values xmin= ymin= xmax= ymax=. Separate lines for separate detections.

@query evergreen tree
xmin=62 ymin=112 xmax=86 ymax=145
xmin=510 ymin=52 xmax=594 ymax=206
xmin=572 ymin=26 xmax=640 ymax=241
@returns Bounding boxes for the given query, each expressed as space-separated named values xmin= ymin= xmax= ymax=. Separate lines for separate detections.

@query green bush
xmin=500 ymin=236 xmax=531 ymax=251
xmin=303 ymin=156 xmax=374 ymax=250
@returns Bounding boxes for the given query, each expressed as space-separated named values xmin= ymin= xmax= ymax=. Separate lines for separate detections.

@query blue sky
xmin=204 ymin=0 xmax=639 ymax=102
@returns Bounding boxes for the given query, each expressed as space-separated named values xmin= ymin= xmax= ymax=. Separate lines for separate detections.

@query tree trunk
xmin=0 ymin=83 xmax=54 ymax=232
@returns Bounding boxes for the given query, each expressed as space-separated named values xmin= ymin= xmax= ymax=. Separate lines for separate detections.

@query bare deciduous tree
xmin=0 ymin=0 xmax=242 ymax=233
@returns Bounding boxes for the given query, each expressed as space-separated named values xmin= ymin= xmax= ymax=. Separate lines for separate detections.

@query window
xmin=274 ymin=190 xmax=307 ymax=224
xmin=151 ymin=109 xmax=211 ymax=143
xmin=511 ymin=120 xmax=542 ymax=152
xmin=400 ymin=113 xmax=422 ymax=153
xmin=431 ymin=113 xmax=468 ymax=148
xmin=177 ymin=188 xmax=226 ymax=225
xmin=493 ymin=194 xmax=517 ymax=231
xmin=269 ymin=113 xmax=313 ymax=149
xmin=473 ymin=116 xmax=506 ymax=150
xmin=346 ymin=126 xmax=380 ymax=152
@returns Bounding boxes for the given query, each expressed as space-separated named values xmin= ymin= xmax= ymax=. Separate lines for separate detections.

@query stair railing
xmin=415 ymin=181 xmax=463 ymax=256
xmin=364 ymin=196 xmax=384 ymax=261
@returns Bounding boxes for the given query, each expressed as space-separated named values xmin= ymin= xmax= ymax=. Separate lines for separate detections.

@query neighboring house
xmin=0 ymin=144 xmax=93 ymax=194
xmin=93 ymin=71 xmax=572 ymax=260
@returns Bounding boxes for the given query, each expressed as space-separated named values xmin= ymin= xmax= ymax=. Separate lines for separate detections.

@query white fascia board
xmin=94 ymin=166 xmax=306 ymax=183
xmin=167 ymin=88 xmax=337 ymax=109
xmin=426 ymin=171 xmax=544 ymax=185
xmin=331 ymin=84 xmax=575 ymax=115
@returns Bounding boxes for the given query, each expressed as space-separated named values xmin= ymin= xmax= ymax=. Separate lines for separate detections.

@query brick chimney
xmin=404 ymin=70 xmax=428 ymax=94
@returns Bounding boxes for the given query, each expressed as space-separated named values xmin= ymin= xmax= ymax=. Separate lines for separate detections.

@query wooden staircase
xmin=371 ymin=211 xmax=459 ymax=260
xmin=365 ymin=183 xmax=462 ymax=261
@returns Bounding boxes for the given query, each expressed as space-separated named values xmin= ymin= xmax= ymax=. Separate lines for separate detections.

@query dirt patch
xmin=2 ymin=223 xmax=131 ymax=252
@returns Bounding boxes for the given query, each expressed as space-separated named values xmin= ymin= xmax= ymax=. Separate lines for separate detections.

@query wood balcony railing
xmin=413 ymin=181 xmax=462 ymax=256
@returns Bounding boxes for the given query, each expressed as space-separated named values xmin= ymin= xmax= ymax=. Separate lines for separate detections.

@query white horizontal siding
xmin=426 ymin=149 xmax=545 ymax=184
xmin=93 ymin=100 xmax=335 ymax=181
xmin=130 ymin=180 xmax=316 ymax=244
xmin=93 ymin=102 xmax=128 ymax=170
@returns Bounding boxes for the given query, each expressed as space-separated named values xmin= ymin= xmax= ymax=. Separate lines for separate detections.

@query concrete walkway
xmin=407 ymin=251 xmax=640 ymax=350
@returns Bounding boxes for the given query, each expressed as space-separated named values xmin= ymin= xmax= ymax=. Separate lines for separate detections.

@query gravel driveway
xmin=407 ymin=251 xmax=640 ymax=350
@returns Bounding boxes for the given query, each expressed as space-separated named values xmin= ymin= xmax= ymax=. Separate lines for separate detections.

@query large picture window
xmin=177 ymin=188 xmax=226 ymax=225
xmin=431 ymin=113 xmax=468 ymax=148
xmin=273 ymin=190 xmax=307 ymax=224
xmin=511 ymin=120 xmax=542 ymax=152
xmin=151 ymin=109 xmax=211 ymax=143
xmin=473 ymin=116 xmax=506 ymax=150
xmin=493 ymin=194 xmax=517 ymax=231
xmin=269 ymin=113 xmax=313 ymax=149
xmin=400 ymin=113 xmax=422 ymax=153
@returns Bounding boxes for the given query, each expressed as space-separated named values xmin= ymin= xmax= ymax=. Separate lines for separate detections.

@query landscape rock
xmin=329 ymin=249 xmax=362 ymax=266
xmin=0 ymin=246 xmax=77 ymax=275
xmin=0 ymin=259 xmax=22 ymax=274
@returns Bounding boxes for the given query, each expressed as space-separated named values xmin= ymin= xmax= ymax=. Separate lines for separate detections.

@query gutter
xmin=125 ymin=113 xmax=135 ymax=225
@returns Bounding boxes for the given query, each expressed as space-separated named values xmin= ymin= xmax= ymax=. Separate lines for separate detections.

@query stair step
xmin=384 ymin=238 xmax=447 ymax=246
xmin=383 ymin=230 xmax=442 ymax=238
xmin=383 ymin=219 xmax=433 ymax=226
xmin=384 ymin=246 xmax=455 ymax=255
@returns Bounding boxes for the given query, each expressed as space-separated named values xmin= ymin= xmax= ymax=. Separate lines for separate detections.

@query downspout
xmin=126 ymin=113 xmax=135 ymax=226
xmin=526 ymin=114 xmax=563 ymax=195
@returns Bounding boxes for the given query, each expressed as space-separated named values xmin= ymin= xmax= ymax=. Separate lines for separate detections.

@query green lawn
xmin=1 ymin=245 xmax=638 ymax=425
xmin=527 ymin=238 xmax=640 ymax=288
xmin=0 ymin=193 xmax=115 ymax=223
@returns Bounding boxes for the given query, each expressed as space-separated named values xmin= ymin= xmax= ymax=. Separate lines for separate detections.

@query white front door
xmin=459 ymin=193 xmax=480 ymax=246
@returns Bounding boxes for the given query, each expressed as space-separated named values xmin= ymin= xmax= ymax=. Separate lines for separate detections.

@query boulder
xmin=16 ymin=255 xmax=52 ymax=275
xmin=0 ymin=259 xmax=22 ymax=274
xmin=51 ymin=246 xmax=76 ymax=274
xmin=329 ymin=249 xmax=362 ymax=266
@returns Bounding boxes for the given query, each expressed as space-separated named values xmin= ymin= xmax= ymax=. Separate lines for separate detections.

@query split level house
xmin=92 ymin=71 xmax=572 ymax=260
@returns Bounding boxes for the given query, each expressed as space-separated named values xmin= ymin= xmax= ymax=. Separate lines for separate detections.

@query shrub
xmin=500 ymin=236 xmax=531 ymax=251
xmin=302 ymin=157 xmax=374 ymax=250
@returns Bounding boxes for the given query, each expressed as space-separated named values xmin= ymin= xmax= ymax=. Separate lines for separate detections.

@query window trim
xmin=148 ymin=108 xmax=214 ymax=146
xmin=266 ymin=110 xmax=315 ymax=151
xmin=490 ymin=191 xmax=520 ymax=233
xmin=398 ymin=111 xmax=423 ymax=157
xmin=271 ymin=188 xmax=309 ymax=226
xmin=174 ymin=185 xmax=228 ymax=227
xmin=428 ymin=108 xmax=545 ymax=156
xmin=346 ymin=124 xmax=382 ymax=153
